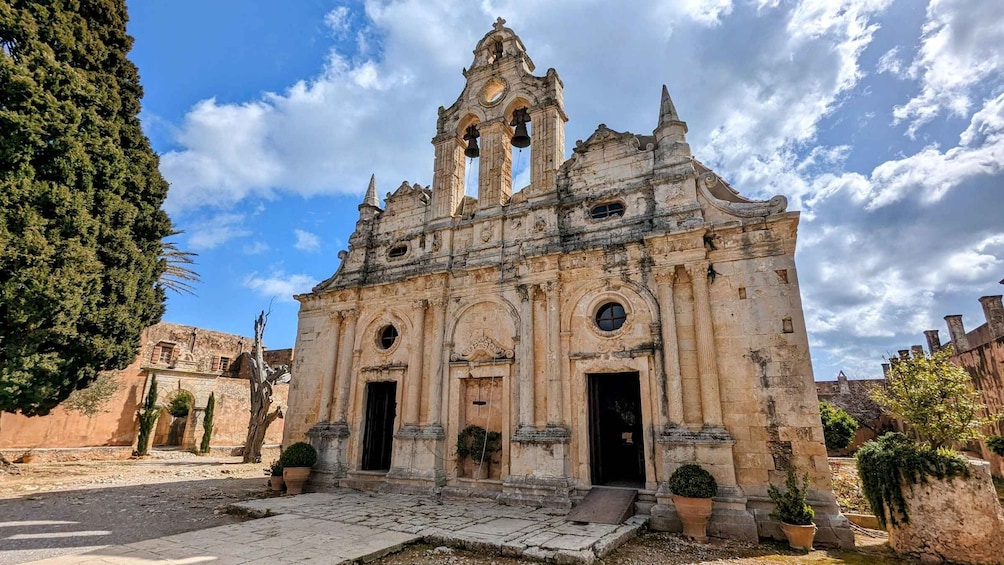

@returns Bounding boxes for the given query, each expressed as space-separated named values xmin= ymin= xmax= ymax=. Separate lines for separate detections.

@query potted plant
xmin=768 ymin=467 xmax=816 ymax=550
xmin=667 ymin=463 xmax=718 ymax=541
xmin=279 ymin=442 xmax=317 ymax=495
xmin=267 ymin=460 xmax=284 ymax=492
xmin=456 ymin=425 xmax=501 ymax=480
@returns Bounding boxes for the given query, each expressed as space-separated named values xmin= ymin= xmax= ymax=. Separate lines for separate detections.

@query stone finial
xmin=924 ymin=329 xmax=942 ymax=354
xmin=944 ymin=314 xmax=970 ymax=353
xmin=978 ymin=295 xmax=1004 ymax=339
xmin=659 ymin=85 xmax=681 ymax=124
xmin=493 ymin=17 xmax=506 ymax=31
xmin=362 ymin=174 xmax=380 ymax=209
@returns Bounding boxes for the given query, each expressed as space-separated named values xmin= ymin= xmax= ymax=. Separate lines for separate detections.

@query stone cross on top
xmin=493 ymin=17 xmax=506 ymax=31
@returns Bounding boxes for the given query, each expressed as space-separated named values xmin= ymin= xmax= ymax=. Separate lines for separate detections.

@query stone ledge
xmin=512 ymin=425 xmax=571 ymax=444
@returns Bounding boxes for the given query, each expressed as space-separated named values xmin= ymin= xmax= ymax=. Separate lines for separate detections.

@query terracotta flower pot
xmin=780 ymin=522 xmax=817 ymax=550
xmin=672 ymin=495 xmax=713 ymax=541
xmin=283 ymin=466 xmax=311 ymax=495
xmin=269 ymin=474 xmax=285 ymax=492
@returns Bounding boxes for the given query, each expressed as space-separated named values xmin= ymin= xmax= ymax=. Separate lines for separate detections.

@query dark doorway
xmin=587 ymin=372 xmax=645 ymax=487
xmin=361 ymin=381 xmax=397 ymax=471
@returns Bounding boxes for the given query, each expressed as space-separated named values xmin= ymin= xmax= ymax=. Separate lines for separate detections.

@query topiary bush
xmin=279 ymin=442 xmax=317 ymax=468
xmin=855 ymin=432 xmax=970 ymax=528
xmin=819 ymin=401 xmax=858 ymax=451
xmin=668 ymin=463 xmax=718 ymax=498
xmin=199 ymin=393 xmax=215 ymax=455
xmin=987 ymin=436 xmax=1004 ymax=457
xmin=768 ymin=467 xmax=815 ymax=526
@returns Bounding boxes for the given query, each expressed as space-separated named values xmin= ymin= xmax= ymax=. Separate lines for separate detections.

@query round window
xmin=595 ymin=302 xmax=627 ymax=332
xmin=378 ymin=325 xmax=399 ymax=350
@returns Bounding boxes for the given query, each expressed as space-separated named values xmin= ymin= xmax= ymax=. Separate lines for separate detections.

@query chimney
xmin=911 ymin=345 xmax=925 ymax=357
xmin=881 ymin=363 xmax=891 ymax=378
xmin=924 ymin=329 xmax=942 ymax=353
xmin=978 ymin=295 xmax=1004 ymax=339
xmin=944 ymin=315 xmax=970 ymax=352
xmin=898 ymin=349 xmax=910 ymax=360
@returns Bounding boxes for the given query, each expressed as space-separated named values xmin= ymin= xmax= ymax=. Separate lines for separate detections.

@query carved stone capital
xmin=516 ymin=283 xmax=538 ymax=303
xmin=654 ymin=269 xmax=677 ymax=285
xmin=413 ymin=298 xmax=429 ymax=311
xmin=685 ymin=262 xmax=709 ymax=281
xmin=543 ymin=279 xmax=562 ymax=296
xmin=328 ymin=310 xmax=344 ymax=323
xmin=342 ymin=308 xmax=359 ymax=322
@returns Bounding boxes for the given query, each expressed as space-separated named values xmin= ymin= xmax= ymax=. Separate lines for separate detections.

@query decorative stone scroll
xmin=450 ymin=335 xmax=515 ymax=363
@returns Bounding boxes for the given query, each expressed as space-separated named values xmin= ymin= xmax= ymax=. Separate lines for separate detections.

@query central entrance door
xmin=361 ymin=381 xmax=397 ymax=471
xmin=587 ymin=372 xmax=645 ymax=487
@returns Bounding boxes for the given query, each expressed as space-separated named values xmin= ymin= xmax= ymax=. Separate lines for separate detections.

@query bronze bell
xmin=463 ymin=124 xmax=480 ymax=158
xmin=510 ymin=108 xmax=531 ymax=149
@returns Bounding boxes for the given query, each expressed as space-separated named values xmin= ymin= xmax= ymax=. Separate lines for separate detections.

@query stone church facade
xmin=284 ymin=19 xmax=851 ymax=547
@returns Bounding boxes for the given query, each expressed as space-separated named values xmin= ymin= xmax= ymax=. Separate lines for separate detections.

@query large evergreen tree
xmin=0 ymin=1 xmax=171 ymax=415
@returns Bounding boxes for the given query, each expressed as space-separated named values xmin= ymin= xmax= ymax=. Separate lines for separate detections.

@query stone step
xmin=565 ymin=487 xmax=638 ymax=525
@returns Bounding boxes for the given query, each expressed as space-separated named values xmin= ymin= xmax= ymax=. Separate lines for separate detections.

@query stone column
xmin=656 ymin=270 xmax=683 ymax=429
xmin=318 ymin=311 xmax=343 ymax=422
xmin=431 ymin=133 xmax=465 ymax=219
xmin=944 ymin=314 xmax=969 ymax=353
xmin=477 ymin=120 xmax=513 ymax=209
xmin=688 ymin=263 xmax=723 ymax=428
xmin=405 ymin=300 xmax=427 ymax=426
xmin=544 ymin=281 xmax=562 ymax=426
xmin=517 ymin=283 xmax=536 ymax=430
xmin=426 ymin=297 xmax=448 ymax=427
xmin=333 ymin=309 xmax=358 ymax=423
xmin=528 ymin=105 xmax=565 ymax=193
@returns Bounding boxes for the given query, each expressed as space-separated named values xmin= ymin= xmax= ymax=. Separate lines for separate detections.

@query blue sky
xmin=126 ymin=0 xmax=1004 ymax=379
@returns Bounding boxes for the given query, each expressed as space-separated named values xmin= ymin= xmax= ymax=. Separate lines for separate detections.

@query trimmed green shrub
xmin=668 ymin=464 xmax=718 ymax=498
xmin=819 ymin=401 xmax=858 ymax=451
xmin=199 ymin=393 xmax=215 ymax=454
xmin=279 ymin=442 xmax=317 ymax=468
xmin=768 ymin=467 xmax=815 ymax=526
xmin=167 ymin=391 xmax=193 ymax=418
xmin=135 ymin=376 xmax=160 ymax=456
xmin=456 ymin=425 xmax=502 ymax=462
xmin=856 ymin=432 xmax=970 ymax=527
xmin=986 ymin=436 xmax=1004 ymax=457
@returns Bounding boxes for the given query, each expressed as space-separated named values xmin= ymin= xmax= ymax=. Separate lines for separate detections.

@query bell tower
xmin=431 ymin=18 xmax=567 ymax=219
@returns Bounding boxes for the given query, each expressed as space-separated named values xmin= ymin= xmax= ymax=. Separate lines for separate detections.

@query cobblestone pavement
xmin=25 ymin=490 xmax=645 ymax=564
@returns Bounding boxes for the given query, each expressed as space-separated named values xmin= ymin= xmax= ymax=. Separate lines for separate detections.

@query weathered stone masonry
xmin=283 ymin=19 xmax=851 ymax=547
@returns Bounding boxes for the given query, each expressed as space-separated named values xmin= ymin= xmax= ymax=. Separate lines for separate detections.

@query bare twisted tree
xmin=242 ymin=310 xmax=291 ymax=463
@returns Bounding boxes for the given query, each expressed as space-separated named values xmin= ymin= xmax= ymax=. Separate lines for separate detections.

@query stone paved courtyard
xmin=25 ymin=490 xmax=645 ymax=564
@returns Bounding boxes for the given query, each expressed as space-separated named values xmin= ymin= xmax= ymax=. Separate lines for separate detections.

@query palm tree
xmin=160 ymin=230 xmax=200 ymax=295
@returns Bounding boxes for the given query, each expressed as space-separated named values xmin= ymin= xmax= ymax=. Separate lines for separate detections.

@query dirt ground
xmin=0 ymin=450 xmax=271 ymax=565
xmin=1 ymin=453 xmax=912 ymax=565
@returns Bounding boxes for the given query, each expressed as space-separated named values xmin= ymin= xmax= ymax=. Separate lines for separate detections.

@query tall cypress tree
xmin=0 ymin=1 xmax=171 ymax=415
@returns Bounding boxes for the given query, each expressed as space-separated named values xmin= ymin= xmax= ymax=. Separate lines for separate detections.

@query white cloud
xmin=892 ymin=0 xmax=1004 ymax=136
xmin=242 ymin=271 xmax=319 ymax=301
xmin=293 ymin=229 xmax=321 ymax=252
xmin=324 ymin=6 xmax=352 ymax=36
xmin=876 ymin=47 xmax=903 ymax=76
xmin=242 ymin=241 xmax=270 ymax=255
xmin=186 ymin=213 xmax=251 ymax=250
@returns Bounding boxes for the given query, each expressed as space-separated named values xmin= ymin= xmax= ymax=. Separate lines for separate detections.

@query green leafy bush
xmin=668 ymin=464 xmax=718 ymax=499
xmin=456 ymin=425 xmax=502 ymax=462
xmin=987 ymin=436 xmax=1004 ymax=457
xmin=768 ymin=467 xmax=815 ymax=526
xmin=871 ymin=348 xmax=1000 ymax=449
xmin=279 ymin=442 xmax=317 ymax=468
xmin=267 ymin=460 xmax=283 ymax=476
xmin=856 ymin=432 xmax=970 ymax=527
xmin=167 ymin=391 xmax=193 ymax=418
xmin=819 ymin=401 xmax=858 ymax=451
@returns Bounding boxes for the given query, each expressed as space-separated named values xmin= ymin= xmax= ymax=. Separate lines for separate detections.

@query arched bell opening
xmin=505 ymin=99 xmax=533 ymax=194
xmin=456 ymin=114 xmax=482 ymax=198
